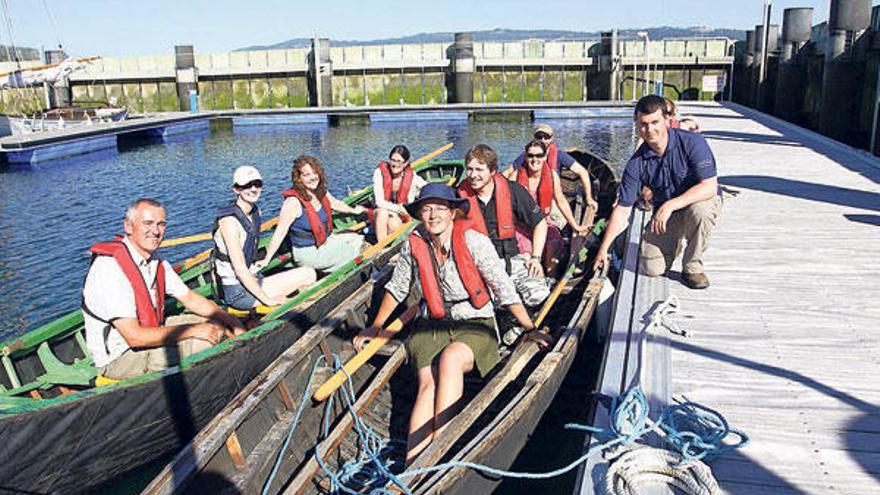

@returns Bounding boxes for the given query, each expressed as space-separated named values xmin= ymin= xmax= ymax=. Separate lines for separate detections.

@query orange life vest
xmin=409 ymin=222 xmax=490 ymax=319
xmin=89 ymin=239 xmax=166 ymax=327
xmin=378 ymin=161 xmax=414 ymax=205
xmin=457 ymin=173 xmax=515 ymax=240
xmin=282 ymin=188 xmax=334 ymax=247
xmin=546 ymin=142 xmax=559 ymax=172
xmin=516 ymin=161 xmax=554 ymax=215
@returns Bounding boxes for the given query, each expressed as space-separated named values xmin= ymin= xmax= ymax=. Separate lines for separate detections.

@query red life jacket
xmin=378 ymin=161 xmax=414 ymax=205
xmin=516 ymin=161 xmax=554 ymax=215
xmin=546 ymin=142 xmax=559 ymax=172
xmin=409 ymin=221 xmax=490 ymax=319
xmin=90 ymin=239 xmax=165 ymax=327
xmin=282 ymin=188 xmax=334 ymax=247
xmin=457 ymin=173 xmax=515 ymax=240
xmin=668 ymin=117 xmax=681 ymax=129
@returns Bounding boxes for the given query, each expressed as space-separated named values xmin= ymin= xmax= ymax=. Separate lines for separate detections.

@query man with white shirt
xmin=82 ymin=198 xmax=246 ymax=380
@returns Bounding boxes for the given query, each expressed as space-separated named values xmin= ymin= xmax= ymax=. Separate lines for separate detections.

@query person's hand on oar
xmin=592 ymin=250 xmax=608 ymax=274
xmin=524 ymin=326 xmax=554 ymax=348
xmin=352 ymin=325 xmax=381 ymax=353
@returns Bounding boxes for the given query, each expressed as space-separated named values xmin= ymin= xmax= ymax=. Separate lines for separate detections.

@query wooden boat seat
xmin=226 ymin=305 xmax=276 ymax=318
xmin=0 ymin=341 xmax=96 ymax=397
xmin=34 ymin=341 xmax=96 ymax=387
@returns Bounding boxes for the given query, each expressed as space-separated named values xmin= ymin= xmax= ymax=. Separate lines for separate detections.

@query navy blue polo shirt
xmin=511 ymin=147 xmax=576 ymax=171
xmin=618 ymin=128 xmax=717 ymax=208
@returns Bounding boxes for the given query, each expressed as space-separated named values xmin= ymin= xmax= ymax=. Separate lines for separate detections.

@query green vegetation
xmin=269 ymin=77 xmax=289 ymax=108
xmin=563 ymin=69 xmax=585 ymax=102
xmin=141 ymin=83 xmax=159 ymax=113
xmin=158 ymin=82 xmax=178 ymax=111
xmin=251 ymin=78 xmax=270 ymax=109
xmin=232 ymin=79 xmax=251 ymax=109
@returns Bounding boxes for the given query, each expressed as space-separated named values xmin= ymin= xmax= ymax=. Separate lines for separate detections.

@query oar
xmin=163 ymin=215 xmax=280 ymax=249
xmin=312 ymin=304 xmax=420 ymax=402
xmin=532 ymin=212 xmax=604 ymax=329
xmin=167 ymin=142 xmax=451 ymax=260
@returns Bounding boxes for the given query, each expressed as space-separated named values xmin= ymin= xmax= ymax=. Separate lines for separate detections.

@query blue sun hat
xmin=404 ymin=183 xmax=470 ymax=218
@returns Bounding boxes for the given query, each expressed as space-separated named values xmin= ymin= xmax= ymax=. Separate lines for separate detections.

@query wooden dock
xmin=576 ymin=102 xmax=880 ymax=494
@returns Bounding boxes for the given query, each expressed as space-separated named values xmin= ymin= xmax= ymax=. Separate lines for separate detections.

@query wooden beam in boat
xmin=140 ymin=270 xmax=386 ymax=495
xmin=281 ymin=345 xmax=407 ymax=495
xmin=226 ymin=432 xmax=247 ymax=472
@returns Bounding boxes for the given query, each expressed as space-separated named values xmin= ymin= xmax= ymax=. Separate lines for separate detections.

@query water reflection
xmin=0 ymin=116 xmax=635 ymax=338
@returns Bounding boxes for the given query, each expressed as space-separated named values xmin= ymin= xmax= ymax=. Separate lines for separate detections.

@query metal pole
xmin=870 ymin=64 xmax=880 ymax=154
xmin=758 ymin=1 xmax=772 ymax=94
xmin=644 ymin=37 xmax=649 ymax=95
xmin=632 ymin=40 xmax=637 ymax=100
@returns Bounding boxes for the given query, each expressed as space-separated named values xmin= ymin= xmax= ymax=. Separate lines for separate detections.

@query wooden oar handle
xmin=354 ymin=220 xmax=413 ymax=263
xmin=160 ymin=232 xmax=212 ymax=248
xmin=411 ymin=142 xmax=453 ymax=167
xmin=313 ymin=304 xmax=419 ymax=402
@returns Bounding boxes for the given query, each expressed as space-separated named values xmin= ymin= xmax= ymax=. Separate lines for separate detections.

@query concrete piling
xmin=774 ymin=8 xmax=813 ymax=123
xmin=174 ymin=45 xmax=198 ymax=112
xmin=447 ymin=33 xmax=475 ymax=104
xmin=308 ymin=38 xmax=333 ymax=107
xmin=820 ymin=0 xmax=871 ymax=141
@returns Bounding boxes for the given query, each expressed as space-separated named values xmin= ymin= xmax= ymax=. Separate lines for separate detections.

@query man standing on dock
xmin=593 ymin=95 xmax=721 ymax=289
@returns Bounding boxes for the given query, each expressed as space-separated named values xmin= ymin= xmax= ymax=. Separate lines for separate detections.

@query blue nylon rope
xmin=263 ymin=354 xmax=749 ymax=494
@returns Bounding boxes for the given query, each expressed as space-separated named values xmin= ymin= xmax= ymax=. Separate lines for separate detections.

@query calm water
xmin=0 ymin=115 xmax=635 ymax=340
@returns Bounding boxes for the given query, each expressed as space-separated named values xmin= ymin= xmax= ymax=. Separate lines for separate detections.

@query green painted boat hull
xmin=0 ymin=159 xmax=464 ymax=493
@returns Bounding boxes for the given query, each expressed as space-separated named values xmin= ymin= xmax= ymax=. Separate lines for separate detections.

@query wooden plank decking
xmin=665 ymin=102 xmax=880 ymax=494
xmin=576 ymin=101 xmax=880 ymax=494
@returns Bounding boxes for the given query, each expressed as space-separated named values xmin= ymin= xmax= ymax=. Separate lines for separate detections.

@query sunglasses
xmin=526 ymin=152 xmax=545 ymax=159
xmin=236 ymin=180 xmax=263 ymax=190
xmin=534 ymin=132 xmax=552 ymax=140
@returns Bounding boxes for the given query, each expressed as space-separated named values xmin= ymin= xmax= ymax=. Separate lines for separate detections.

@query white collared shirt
xmin=82 ymin=237 xmax=189 ymax=368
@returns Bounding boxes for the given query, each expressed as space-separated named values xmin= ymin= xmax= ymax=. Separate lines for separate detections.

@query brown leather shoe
xmin=682 ymin=272 xmax=710 ymax=289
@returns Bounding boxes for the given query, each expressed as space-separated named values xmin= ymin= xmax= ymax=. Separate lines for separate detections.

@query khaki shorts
xmin=406 ymin=318 xmax=499 ymax=377
xmin=100 ymin=314 xmax=213 ymax=379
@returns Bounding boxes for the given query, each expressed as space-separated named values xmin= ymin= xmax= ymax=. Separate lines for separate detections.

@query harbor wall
xmin=734 ymin=5 xmax=880 ymax=154
xmin=0 ymin=37 xmax=733 ymax=115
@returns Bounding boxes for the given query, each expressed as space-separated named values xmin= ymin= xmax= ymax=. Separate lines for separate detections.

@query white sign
xmin=702 ymin=75 xmax=725 ymax=93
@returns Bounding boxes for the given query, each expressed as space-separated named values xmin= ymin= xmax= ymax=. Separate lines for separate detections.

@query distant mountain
xmin=239 ymin=27 xmax=745 ymax=51
xmin=0 ymin=45 xmax=41 ymax=62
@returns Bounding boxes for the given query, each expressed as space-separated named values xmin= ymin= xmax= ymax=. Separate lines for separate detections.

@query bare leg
xmin=375 ymin=208 xmax=392 ymax=242
xmin=433 ymin=342 xmax=474 ymax=438
xmin=260 ymin=266 xmax=317 ymax=301
xmin=407 ymin=365 xmax=439 ymax=463
xmin=386 ymin=213 xmax=403 ymax=235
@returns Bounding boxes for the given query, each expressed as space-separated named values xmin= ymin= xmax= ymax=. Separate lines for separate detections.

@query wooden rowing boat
xmin=142 ymin=150 xmax=618 ymax=495
xmin=0 ymin=159 xmax=464 ymax=494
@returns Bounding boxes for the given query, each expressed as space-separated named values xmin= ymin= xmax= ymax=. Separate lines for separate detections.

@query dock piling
xmin=174 ymin=45 xmax=198 ymax=112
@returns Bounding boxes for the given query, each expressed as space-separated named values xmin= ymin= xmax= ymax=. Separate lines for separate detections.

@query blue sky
xmin=1 ymin=1 xmax=841 ymax=57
